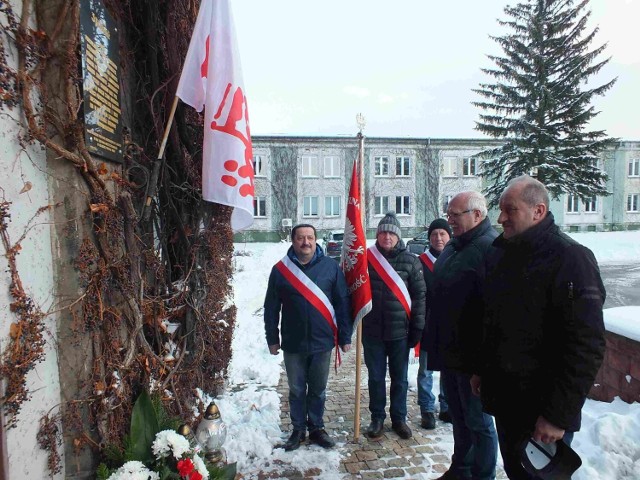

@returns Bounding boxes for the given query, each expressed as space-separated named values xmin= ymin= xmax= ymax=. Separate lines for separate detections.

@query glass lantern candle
xmin=195 ymin=402 xmax=227 ymax=464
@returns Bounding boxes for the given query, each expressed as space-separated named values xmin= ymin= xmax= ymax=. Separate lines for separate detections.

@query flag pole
xmin=353 ymin=113 xmax=366 ymax=440
xmin=143 ymin=95 xmax=180 ymax=220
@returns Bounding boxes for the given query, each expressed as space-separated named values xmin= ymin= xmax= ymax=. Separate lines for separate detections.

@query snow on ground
xmin=212 ymin=230 xmax=640 ymax=479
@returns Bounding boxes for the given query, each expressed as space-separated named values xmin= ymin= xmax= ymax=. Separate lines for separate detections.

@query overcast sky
xmin=233 ymin=0 xmax=640 ymax=140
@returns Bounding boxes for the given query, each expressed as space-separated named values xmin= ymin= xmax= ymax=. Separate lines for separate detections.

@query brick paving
xmin=273 ymin=345 xmax=508 ymax=479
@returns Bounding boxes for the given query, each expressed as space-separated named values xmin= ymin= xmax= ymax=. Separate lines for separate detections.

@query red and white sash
xmin=275 ymin=255 xmax=341 ymax=368
xmin=367 ymin=245 xmax=412 ymax=318
xmin=415 ymin=249 xmax=438 ymax=360
xmin=419 ymin=250 xmax=437 ymax=272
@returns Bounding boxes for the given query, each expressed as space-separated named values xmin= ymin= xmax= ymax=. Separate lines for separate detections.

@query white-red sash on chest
xmin=419 ymin=250 xmax=437 ymax=272
xmin=367 ymin=245 xmax=412 ymax=318
xmin=275 ymin=256 xmax=341 ymax=367
xmin=415 ymin=249 xmax=438 ymax=360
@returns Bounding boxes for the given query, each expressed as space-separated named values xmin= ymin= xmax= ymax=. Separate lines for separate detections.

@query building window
xmin=566 ymin=195 xmax=579 ymax=213
xmin=396 ymin=156 xmax=411 ymax=176
xmin=442 ymin=194 xmax=453 ymax=214
xmin=302 ymin=156 xmax=319 ymax=177
xmin=252 ymin=155 xmax=266 ymax=177
xmin=324 ymin=156 xmax=340 ymax=177
xmin=442 ymin=157 xmax=457 ymax=177
xmin=374 ymin=196 xmax=390 ymax=215
xmin=396 ymin=196 xmax=410 ymax=215
xmin=374 ymin=156 xmax=389 ymax=176
xmin=584 ymin=196 xmax=598 ymax=213
xmin=325 ymin=196 xmax=341 ymax=217
xmin=303 ymin=196 xmax=318 ymax=216
xmin=628 ymin=194 xmax=639 ymax=212
xmin=463 ymin=157 xmax=477 ymax=176
xmin=629 ymin=158 xmax=640 ymax=177
xmin=253 ymin=196 xmax=266 ymax=217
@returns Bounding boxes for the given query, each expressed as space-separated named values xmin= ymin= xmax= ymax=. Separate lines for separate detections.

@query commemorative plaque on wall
xmin=79 ymin=0 xmax=123 ymax=163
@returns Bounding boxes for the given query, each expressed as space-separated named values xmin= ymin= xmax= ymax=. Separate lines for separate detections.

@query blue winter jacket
xmin=264 ymin=245 xmax=352 ymax=354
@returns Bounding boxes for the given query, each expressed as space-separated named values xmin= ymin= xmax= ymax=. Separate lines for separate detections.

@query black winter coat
xmin=264 ymin=245 xmax=352 ymax=354
xmin=478 ymin=213 xmax=606 ymax=432
xmin=419 ymin=248 xmax=440 ymax=351
xmin=425 ymin=217 xmax=498 ymax=372
xmin=362 ymin=240 xmax=426 ymax=341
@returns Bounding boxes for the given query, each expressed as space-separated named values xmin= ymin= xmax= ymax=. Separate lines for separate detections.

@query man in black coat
xmin=471 ymin=175 xmax=606 ymax=479
xmin=363 ymin=211 xmax=426 ymax=440
xmin=427 ymin=191 xmax=499 ymax=480
xmin=417 ymin=218 xmax=453 ymax=429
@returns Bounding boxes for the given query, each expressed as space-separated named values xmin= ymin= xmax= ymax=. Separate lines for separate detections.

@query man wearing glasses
xmin=427 ymin=191 xmax=499 ymax=480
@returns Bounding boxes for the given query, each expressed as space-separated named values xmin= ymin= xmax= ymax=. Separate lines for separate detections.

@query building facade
xmin=237 ymin=135 xmax=640 ymax=242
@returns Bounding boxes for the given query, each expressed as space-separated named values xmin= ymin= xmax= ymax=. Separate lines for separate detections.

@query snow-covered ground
xmin=214 ymin=230 xmax=640 ymax=479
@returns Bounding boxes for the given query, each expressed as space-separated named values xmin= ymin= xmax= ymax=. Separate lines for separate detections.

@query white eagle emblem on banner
xmin=341 ymin=215 xmax=365 ymax=272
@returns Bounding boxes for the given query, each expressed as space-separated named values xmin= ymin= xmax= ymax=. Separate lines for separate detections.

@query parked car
xmin=323 ymin=229 xmax=344 ymax=261
xmin=406 ymin=231 xmax=429 ymax=254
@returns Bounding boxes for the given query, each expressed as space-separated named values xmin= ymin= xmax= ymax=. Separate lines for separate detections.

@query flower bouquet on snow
xmin=96 ymin=391 xmax=235 ymax=480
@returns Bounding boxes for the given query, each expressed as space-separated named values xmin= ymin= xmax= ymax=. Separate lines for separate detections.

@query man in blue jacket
xmin=264 ymin=224 xmax=352 ymax=452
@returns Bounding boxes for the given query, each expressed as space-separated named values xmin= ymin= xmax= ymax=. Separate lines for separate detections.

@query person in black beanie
xmin=362 ymin=211 xmax=426 ymax=440
xmin=417 ymin=218 xmax=453 ymax=429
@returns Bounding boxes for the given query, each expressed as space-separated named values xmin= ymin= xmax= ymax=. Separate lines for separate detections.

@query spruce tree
xmin=473 ymin=0 xmax=616 ymax=207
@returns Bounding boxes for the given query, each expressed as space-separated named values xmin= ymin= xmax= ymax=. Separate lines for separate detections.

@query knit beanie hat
xmin=428 ymin=218 xmax=453 ymax=238
xmin=377 ymin=211 xmax=402 ymax=238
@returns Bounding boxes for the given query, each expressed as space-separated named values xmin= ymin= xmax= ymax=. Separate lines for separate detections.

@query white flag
xmin=176 ymin=0 xmax=254 ymax=232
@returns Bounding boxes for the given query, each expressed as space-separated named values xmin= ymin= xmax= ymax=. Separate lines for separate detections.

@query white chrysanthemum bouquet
xmin=96 ymin=392 xmax=235 ymax=480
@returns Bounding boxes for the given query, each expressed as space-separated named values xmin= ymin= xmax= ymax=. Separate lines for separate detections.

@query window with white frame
xmin=324 ymin=196 xmax=341 ymax=216
xmin=628 ymin=194 xmax=639 ymax=212
xmin=396 ymin=156 xmax=411 ymax=176
xmin=584 ymin=196 xmax=598 ymax=213
xmin=463 ymin=157 xmax=477 ymax=176
xmin=442 ymin=194 xmax=453 ymax=214
xmin=252 ymin=155 xmax=266 ymax=177
xmin=324 ymin=156 xmax=340 ymax=177
xmin=374 ymin=156 xmax=390 ymax=176
xmin=303 ymin=196 xmax=318 ymax=216
xmin=566 ymin=195 xmax=579 ymax=213
xmin=442 ymin=157 xmax=457 ymax=177
xmin=396 ymin=196 xmax=410 ymax=215
xmin=253 ymin=196 xmax=266 ymax=217
xmin=302 ymin=156 xmax=319 ymax=177
xmin=629 ymin=158 xmax=640 ymax=177
xmin=374 ymin=196 xmax=390 ymax=215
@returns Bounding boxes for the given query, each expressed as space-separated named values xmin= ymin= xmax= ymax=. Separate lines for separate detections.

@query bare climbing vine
xmin=0 ymin=0 xmax=236 ymax=475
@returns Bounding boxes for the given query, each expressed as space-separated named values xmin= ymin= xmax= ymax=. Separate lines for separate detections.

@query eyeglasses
xmin=446 ymin=209 xmax=473 ymax=219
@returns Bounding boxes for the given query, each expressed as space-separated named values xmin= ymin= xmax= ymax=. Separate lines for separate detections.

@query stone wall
xmin=589 ymin=331 xmax=640 ymax=404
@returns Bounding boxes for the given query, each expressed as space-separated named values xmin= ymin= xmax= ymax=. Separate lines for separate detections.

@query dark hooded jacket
xmin=362 ymin=239 xmax=426 ymax=341
xmin=425 ymin=217 xmax=498 ymax=372
xmin=478 ymin=213 xmax=606 ymax=432
xmin=264 ymin=245 xmax=352 ymax=353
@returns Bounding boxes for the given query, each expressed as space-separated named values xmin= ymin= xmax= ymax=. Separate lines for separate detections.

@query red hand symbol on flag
xmin=212 ymin=84 xmax=254 ymax=198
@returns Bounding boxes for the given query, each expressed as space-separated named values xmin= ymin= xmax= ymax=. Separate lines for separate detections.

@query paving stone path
xmin=270 ymin=345 xmax=507 ymax=480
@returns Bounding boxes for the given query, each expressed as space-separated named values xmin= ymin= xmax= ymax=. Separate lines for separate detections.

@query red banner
xmin=341 ymin=161 xmax=372 ymax=328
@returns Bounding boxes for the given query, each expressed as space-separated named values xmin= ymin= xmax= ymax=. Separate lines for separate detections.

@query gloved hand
xmin=407 ymin=328 xmax=422 ymax=348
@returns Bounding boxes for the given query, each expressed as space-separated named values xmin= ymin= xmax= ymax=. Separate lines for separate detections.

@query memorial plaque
xmin=80 ymin=0 xmax=123 ymax=162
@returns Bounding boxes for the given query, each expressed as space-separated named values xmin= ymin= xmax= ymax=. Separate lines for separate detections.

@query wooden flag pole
xmin=156 ymin=96 xmax=180 ymax=163
xmin=143 ymin=96 xmax=180 ymax=220
xmin=353 ymin=124 xmax=365 ymax=440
